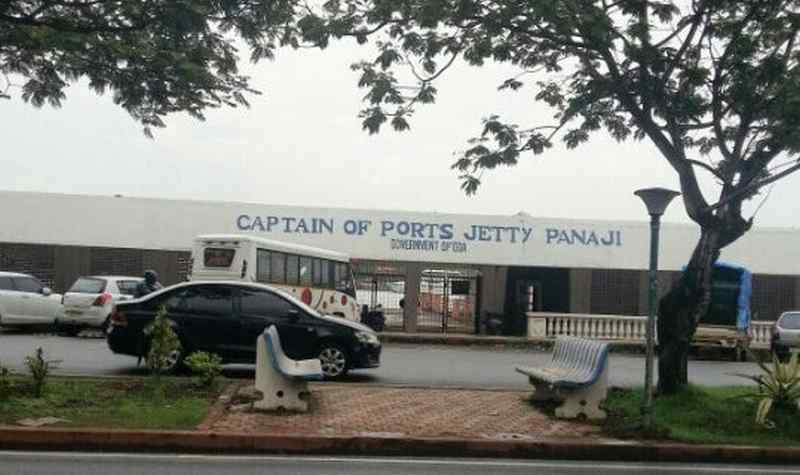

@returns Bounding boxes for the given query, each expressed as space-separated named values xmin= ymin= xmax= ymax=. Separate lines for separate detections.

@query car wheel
xmin=317 ymin=343 xmax=349 ymax=379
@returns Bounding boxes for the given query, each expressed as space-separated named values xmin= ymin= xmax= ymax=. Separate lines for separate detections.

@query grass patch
xmin=0 ymin=377 xmax=221 ymax=430
xmin=604 ymin=385 xmax=800 ymax=446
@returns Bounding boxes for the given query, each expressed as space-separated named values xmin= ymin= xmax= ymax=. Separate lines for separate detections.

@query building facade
xmin=1 ymin=191 xmax=798 ymax=334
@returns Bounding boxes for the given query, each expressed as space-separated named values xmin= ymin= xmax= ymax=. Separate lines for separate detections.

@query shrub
xmin=144 ymin=306 xmax=182 ymax=378
xmin=0 ymin=363 xmax=11 ymax=399
xmin=735 ymin=351 xmax=800 ymax=427
xmin=24 ymin=347 xmax=60 ymax=398
xmin=185 ymin=352 xmax=223 ymax=388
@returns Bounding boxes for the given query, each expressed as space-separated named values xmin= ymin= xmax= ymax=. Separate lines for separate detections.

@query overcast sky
xmin=2 ymin=40 xmax=799 ymax=229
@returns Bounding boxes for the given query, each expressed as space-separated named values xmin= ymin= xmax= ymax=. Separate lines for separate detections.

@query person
xmin=135 ymin=269 xmax=163 ymax=298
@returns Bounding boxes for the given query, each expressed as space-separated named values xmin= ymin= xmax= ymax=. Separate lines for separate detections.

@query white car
xmin=0 ymin=271 xmax=64 ymax=327
xmin=60 ymin=276 xmax=142 ymax=331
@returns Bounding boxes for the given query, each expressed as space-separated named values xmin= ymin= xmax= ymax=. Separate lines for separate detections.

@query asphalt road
xmin=0 ymin=453 xmax=797 ymax=475
xmin=0 ymin=330 xmax=760 ymax=388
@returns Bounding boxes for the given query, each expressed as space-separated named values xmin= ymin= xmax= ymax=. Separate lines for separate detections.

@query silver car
xmin=770 ymin=311 xmax=800 ymax=357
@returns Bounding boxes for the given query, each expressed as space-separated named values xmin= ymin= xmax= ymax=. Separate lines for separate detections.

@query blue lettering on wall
xmin=234 ymin=215 xmax=623 ymax=250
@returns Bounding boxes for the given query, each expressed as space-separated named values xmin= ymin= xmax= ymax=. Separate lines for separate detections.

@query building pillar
xmin=403 ymin=263 xmax=422 ymax=333
xmin=569 ymin=269 xmax=592 ymax=314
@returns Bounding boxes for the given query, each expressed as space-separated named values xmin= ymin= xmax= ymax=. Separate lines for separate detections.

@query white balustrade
xmin=526 ymin=312 xmax=774 ymax=348
xmin=748 ymin=321 xmax=774 ymax=348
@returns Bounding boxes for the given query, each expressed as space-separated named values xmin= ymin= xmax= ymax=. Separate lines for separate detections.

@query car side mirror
xmin=287 ymin=309 xmax=300 ymax=322
xmin=41 ymin=287 xmax=52 ymax=296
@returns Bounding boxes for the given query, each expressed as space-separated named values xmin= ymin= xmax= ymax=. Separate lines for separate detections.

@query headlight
xmin=355 ymin=331 xmax=380 ymax=345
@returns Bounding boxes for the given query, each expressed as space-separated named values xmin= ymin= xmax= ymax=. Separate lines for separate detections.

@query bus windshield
xmin=335 ymin=263 xmax=356 ymax=298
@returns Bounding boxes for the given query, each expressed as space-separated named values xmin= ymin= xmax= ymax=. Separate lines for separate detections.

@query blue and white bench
xmin=254 ymin=325 xmax=323 ymax=412
xmin=515 ymin=336 xmax=610 ymax=420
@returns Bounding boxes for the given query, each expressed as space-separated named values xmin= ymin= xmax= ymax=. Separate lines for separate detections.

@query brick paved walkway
xmin=202 ymin=383 xmax=601 ymax=440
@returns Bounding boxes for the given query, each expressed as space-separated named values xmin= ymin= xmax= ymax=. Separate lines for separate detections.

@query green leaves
xmin=295 ymin=0 xmax=800 ymax=209
xmin=145 ymin=306 xmax=182 ymax=378
xmin=1 ymin=0 xmax=299 ymax=133
xmin=185 ymin=351 xmax=223 ymax=388
xmin=734 ymin=351 xmax=800 ymax=427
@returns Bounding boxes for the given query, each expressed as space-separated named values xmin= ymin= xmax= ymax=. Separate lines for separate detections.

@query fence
xmin=526 ymin=312 xmax=773 ymax=348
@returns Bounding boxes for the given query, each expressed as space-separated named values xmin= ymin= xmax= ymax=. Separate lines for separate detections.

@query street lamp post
xmin=634 ymin=187 xmax=680 ymax=430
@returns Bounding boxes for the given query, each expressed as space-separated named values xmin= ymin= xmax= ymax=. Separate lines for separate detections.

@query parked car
xmin=0 ymin=271 xmax=63 ymax=328
xmin=770 ymin=311 xmax=800 ymax=358
xmin=106 ymin=281 xmax=381 ymax=378
xmin=60 ymin=275 xmax=143 ymax=333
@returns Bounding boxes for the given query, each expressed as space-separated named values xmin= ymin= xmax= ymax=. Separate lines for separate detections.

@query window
xmin=312 ymin=258 xmax=323 ymax=286
xmin=780 ymin=313 xmax=800 ymax=330
xmin=0 ymin=277 xmax=13 ymax=291
xmin=165 ymin=285 xmax=233 ymax=317
xmin=116 ymin=280 xmax=140 ymax=296
xmin=319 ymin=260 xmax=331 ymax=288
xmin=240 ymin=288 xmax=295 ymax=317
xmin=335 ymin=263 xmax=355 ymax=296
xmin=299 ymin=256 xmax=312 ymax=286
xmin=69 ymin=277 xmax=106 ymax=294
xmin=13 ymin=277 xmax=42 ymax=293
xmin=257 ymin=249 xmax=271 ymax=283
xmin=270 ymin=252 xmax=286 ymax=284
xmin=286 ymin=255 xmax=299 ymax=286
xmin=204 ymin=248 xmax=235 ymax=268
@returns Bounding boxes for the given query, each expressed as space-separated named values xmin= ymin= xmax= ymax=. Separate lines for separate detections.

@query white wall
xmin=0 ymin=190 xmax=797 ymax=274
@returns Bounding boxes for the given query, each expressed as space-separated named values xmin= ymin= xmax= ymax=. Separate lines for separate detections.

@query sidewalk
xmin=2 ymin=381 xmax=799 ymax=464
xmin=200 ymin=383 xmax=599 ymax=441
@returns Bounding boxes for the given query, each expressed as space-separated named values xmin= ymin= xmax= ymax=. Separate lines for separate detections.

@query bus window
xmin=335 ymin=263 xmax=356 ymax=297
xmin=313 ymin=258 xmax=323 ymax=286
xmin=204 ymin=248 xmax=235 ymax=268
xmin=320 ymin=260 xmax=331 ymax=289
xmin=299 ymin=256 xmax=312 ymax=286
xmin=286 ymin=254 xmax=299 ymax=285
xmin=270 ymin=252 xmax=286 ymax=284
xmin=256 ymin=249 xmax=271 ymax=283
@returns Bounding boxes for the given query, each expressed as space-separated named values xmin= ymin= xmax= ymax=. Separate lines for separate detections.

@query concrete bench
xmin=254 ymin=325 xmax=323 ymax=412
xmin=515 ymin=336 xmax=610 ymax=420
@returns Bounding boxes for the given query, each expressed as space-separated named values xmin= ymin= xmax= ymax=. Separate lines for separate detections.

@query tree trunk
xmin=657 ymin=229 xmax=721 ymax=394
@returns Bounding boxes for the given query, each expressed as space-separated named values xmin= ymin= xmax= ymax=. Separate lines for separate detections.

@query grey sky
xmin=2 ymin=40 xmax=799 ymax=228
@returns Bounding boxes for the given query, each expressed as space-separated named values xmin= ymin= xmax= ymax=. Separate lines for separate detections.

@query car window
xmin=116 ymin=280 xmax=141 ymax=296
xmin=12 ymin=277 xmax=42 ymax=293
xmin=68 ymin=277 xmax=106 ymax=294
xmin=780 ymin=313 xmax=800 ymax=330
xmin=0 ymin=277 xmax=13 ymax=291
xmin=240 ymin=288 xmax=295 ymax=317
xmin=165 ymin=285 xmax=234 ymax=317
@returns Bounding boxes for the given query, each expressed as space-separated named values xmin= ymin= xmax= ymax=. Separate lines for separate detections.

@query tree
xmin=0 ymin=0 xmax=298 ymax=136
xmin=297 ymin=0 xmax=800 ymax=393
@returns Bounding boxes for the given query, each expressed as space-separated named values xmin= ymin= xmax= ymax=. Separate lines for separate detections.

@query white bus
xmin=190 ymin=234 xmax=360 ymax=321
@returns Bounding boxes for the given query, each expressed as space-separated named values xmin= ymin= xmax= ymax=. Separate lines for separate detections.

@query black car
xmin=106 ymin=281 xmax=381 ymax=378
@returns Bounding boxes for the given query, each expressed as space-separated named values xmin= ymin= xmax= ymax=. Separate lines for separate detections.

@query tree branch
xmin=709 ymin=161 xmax=800 ymax=212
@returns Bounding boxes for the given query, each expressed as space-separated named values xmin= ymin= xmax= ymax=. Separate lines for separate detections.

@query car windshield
xmin=69 ymin=277 xmax=106 ymax=294
xmin=780 ymin=312 xmax=800 ymax=330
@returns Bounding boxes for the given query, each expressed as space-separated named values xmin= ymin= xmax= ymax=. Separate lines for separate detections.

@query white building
xmin=1 ymin=190 xmax=797 ymax=333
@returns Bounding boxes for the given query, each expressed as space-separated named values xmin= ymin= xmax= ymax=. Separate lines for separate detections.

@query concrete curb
xmin=0 ymin=427 xmax=796 ymax=464
xmin=379 ymin=333 xmax=647 ymax=354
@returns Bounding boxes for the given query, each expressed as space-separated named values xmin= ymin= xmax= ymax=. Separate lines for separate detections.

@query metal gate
xmin=418 ymin=268 xmax=479 ymax=334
